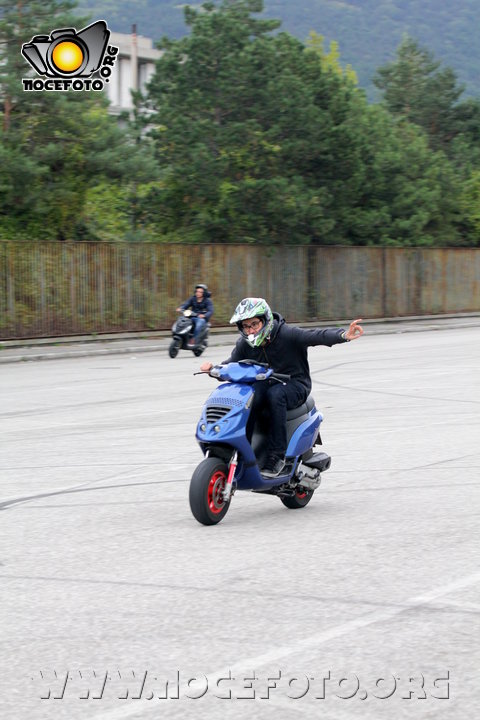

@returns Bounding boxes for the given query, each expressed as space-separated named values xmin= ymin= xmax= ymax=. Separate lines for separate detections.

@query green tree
xmin=457 ymin=169 xmax=480 ymax=245
xmin=0 ymin=0 xmax=159 ymax=240
xmin=83 ymin=94 xmax=162 ymax=242
xmin=306 ymin=31 xmax=358 ymax=85
xmin=345 ymin=107 xmax=463 ymax=246
xmin=146 ymin=0 xmax=464 ymax=245
xmin=448 ymin=98 xmax=480 ymax=171
xmin=0 ymin=0 xmax=82 ymax=237
xmin=373 ymin=36 xmax=463 ymax=151
xmin=373 ymin=34 xmax=480 ymax=245
xmin=146 ymin=0 xmax=281 ymax=242
xmin=146 ymin=0 xmax=369 ymax=243
xmin=0 ymin=0 xmax=80 ymax=132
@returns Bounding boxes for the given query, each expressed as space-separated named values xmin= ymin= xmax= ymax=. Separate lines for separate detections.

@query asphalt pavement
xmin=1 ymin=312 xmax=480 ymax=363
xmin=1 ymin=314 xmax=479 ymax=720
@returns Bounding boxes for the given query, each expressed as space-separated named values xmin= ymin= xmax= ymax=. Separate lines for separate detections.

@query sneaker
xmin=261 ymin=455 xmax=286 ymax=478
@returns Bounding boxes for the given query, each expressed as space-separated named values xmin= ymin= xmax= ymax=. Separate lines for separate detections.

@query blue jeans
xmin=191 ymin=317 xmax=206 ymax=339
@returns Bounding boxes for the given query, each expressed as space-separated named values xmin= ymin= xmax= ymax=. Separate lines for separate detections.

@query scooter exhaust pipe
xmin=302 ymin=451 xmax=331 ymax=472
xmin=296 ymin=471 xmax=322 ymax=491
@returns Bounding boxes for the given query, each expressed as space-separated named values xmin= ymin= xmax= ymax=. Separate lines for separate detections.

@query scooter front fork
xmin=222 ymin=451 xmax=238 ymax=502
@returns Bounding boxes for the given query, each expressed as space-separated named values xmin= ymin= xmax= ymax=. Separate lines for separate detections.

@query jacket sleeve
xmin=204 ymin=297 xmax=214 ymax=321
xmin=179 ymin=296 xmax=193 ymax=311
xmin=293 ymin=326 xmax=347 ymax=347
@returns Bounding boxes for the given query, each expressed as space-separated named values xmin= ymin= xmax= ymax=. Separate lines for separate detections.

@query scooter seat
xmin=286 ymin=394 xmax=315 ymax=420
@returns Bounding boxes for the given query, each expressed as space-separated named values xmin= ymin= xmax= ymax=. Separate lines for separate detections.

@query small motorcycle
xmin=169 ymin=310 xmax=209 ymax=358
xmin=189 ymin=360 xmax=331 ymax=525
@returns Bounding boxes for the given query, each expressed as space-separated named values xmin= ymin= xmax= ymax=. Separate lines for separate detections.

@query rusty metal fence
xmin=1 ymin=242 xmax=479 ymax=339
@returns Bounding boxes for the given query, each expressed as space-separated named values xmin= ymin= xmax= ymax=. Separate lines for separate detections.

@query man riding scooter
xmin=169 ymin=284 xmax=214 ymax=357
xmin=176 ymin=284 xmax=214 ymax=347
xmin=201 ymin=298 xmax=363 ymax=477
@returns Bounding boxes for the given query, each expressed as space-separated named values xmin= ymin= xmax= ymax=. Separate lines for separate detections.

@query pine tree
xmin=0 ymin=0 xmax=159 ymax=240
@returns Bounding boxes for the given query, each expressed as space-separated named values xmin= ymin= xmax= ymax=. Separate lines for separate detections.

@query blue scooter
xmin=189 ymin=360 xmax=331 ymax=525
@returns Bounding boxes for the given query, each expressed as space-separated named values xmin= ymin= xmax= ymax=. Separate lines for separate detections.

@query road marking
xmin=88 ymin=569 xmax=480 ymax=720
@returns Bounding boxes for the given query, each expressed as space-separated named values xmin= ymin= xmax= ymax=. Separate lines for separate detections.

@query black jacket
xmin=180 ymin=292 xmax=214 ymax=321
xmin=223 ymin=313 xmax=347 ymax=394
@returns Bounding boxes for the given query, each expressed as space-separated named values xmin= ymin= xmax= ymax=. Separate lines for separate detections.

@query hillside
xmin=78 ymin=0 xmax=480 ymax=100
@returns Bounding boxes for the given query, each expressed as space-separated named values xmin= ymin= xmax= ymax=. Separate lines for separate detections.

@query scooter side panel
xmin=286 ymin=409 xmax=322 ymax=457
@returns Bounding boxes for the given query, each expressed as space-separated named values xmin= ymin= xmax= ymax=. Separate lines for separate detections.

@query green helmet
xmin=230 ymin=297 xmax=274 ymax=348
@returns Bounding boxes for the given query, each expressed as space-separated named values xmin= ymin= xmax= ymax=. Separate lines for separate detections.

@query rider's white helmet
xmin=230 ymin=298 xmax=274 ymax=348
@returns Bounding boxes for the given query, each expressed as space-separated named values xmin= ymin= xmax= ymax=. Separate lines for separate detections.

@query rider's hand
xmin=345 ymin=318 xmax=364 ymax=340
xmin=200 ymin=361 xmax=213 ymax=372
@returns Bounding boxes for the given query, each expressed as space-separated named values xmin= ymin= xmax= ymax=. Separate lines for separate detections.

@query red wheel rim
xmin=207 ymin=470 xmax=227 ymax=514
xmin=296 ymin=489 xmax=307 ymax=499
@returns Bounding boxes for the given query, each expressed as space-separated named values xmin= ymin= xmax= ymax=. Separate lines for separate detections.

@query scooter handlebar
xmin=271 ymin=372 xmax=291 ymax=382
xmin=202 ymin=363 xmax=290 ymax=384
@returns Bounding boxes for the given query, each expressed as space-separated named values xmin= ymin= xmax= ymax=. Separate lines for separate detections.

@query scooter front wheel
xmin=281 ymin=487 xmax=314 ymax=509
xmin=169 ymin=338 xmax=181 ymax=358
xmin=189 ymin=457 xmax=230 ymax=525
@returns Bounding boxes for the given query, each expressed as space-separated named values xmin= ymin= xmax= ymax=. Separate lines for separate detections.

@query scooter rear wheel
xmin=189 ymin=457 xmax=230 ymax=525
xmin=281 ymin=487 xmax=314 ymax=509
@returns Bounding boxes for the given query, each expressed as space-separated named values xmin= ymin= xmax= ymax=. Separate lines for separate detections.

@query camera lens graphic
xmin=46 ymin=35 xmax=89 ymax=76
xmin=51 ymin=40 xmax=84 ymax=73
xmin=22 ymin=21 xmax=111 ymax=79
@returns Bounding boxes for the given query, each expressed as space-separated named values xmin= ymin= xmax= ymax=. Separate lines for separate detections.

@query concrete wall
xmin=1 ymin=243 xmax=479 ymax=339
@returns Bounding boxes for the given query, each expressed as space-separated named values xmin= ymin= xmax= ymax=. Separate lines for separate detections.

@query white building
xmin=105 ymin=30 xmax=163 ymax=113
